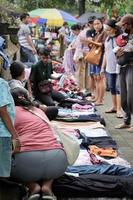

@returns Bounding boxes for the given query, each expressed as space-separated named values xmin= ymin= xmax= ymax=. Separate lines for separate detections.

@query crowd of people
xmin=0 ymin=10 xmax=133 ymax=200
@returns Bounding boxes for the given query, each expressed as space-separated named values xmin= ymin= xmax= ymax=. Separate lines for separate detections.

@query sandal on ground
xmin=28 ymin=194 xmax=40 ymax=200
xmin=115 ymin=123 xmax=130 ymax=129
xmin=42 ymin=193 xmax=57 ymax=200
xmin=127 ymin=127 xmax=133 ymax=133
xmin=105 ymin=108 xmax=117 ymax=113
xmin=116 ymin=113 xmax=123 ymax=118
xmin=95 ymin=102 xmax=104 ymax=106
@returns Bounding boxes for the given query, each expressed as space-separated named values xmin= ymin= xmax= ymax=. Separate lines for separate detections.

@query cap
xmin=106 ymin=19 xmax=117 ymax=28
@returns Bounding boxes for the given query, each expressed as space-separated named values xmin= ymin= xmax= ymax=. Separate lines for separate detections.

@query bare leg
xmin=95 ymin=76 xmax=105 ymax=105
xmin=26 ymin=182 xmax=41 ymax=195
xmin=116 ymin=94 xmax=123 ymax=118
xmin=42 ymin=180 xmax=53 ymax=195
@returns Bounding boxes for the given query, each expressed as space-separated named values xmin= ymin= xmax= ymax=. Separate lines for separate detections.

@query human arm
xmin=0 ymin=106 xmax=20 ymax=153
xmin=100 ymin=53 xmax=106 ymax=75
xmin=26 ymin=35 xmax=37 ymax=54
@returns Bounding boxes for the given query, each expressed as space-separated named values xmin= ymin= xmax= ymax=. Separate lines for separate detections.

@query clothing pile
xmin=48 ymin=72 xmax=133 ymax=199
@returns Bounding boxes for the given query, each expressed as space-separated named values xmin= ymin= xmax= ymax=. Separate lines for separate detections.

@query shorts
xmin=0 ymin=137 xmax=12 ymax=177
xmin=89 ymin=64 xmax=101 ymax=76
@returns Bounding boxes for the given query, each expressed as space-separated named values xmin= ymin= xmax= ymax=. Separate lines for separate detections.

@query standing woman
xmin=87 ymin=19 xmax=107 ymax=105
xmin=101 ymin=19 xmax=123 ymax=118
xmin=0 ymin=77 xmax=20 ymax=178
xmin=115 ymin=14 xmax=133 ymax=131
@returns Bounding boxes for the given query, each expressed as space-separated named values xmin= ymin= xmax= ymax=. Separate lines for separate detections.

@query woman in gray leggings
xmin=10 ymin=88 xmax=68 ymax=200
xmin=115 ymin=14 xmax=133 ymax=131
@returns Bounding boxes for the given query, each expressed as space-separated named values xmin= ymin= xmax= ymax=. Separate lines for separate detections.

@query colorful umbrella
xmin=29 ymin=8 xmax=79 ymax=26
xmin=29 ymin=17 xmax=47 ymax=25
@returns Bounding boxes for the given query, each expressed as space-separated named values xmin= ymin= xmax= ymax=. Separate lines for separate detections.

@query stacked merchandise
xmin=49 ymin=74 xmax=133 ymax=199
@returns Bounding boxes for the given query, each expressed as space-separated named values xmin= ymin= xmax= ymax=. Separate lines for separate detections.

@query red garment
xmin=15 ymin=106 xmax=62 ymax=152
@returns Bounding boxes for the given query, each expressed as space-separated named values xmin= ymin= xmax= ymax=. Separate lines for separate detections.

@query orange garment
xmin=89 ymin=145 xmax=118 ymax=158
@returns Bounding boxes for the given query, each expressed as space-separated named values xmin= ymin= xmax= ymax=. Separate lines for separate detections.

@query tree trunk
xmin=78 ymin=0 xmax=86 ymax=16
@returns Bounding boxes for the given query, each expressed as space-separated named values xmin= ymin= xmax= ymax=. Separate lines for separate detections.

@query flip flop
xmin=42 ymin=193 xmax=57 ymax=200
xmin=28 ymin=194 xmax=40 ymax=200
xmin=127 ymin=127 xmax=133 ymax=133
xmin=105 ymin=109 xmax=117 ymax=113
xmin=95 ymin=102 xmax=104 ymax=106
xmin=115 ymin=123 xmax=130 ymax=129
xmin=116 ymin=114 xmax=123 ymax=118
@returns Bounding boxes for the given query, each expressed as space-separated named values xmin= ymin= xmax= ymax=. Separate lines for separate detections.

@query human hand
xmin=39 ymin=104 xmax=47 ymax=112
xmin=12 ymin=137 xmax=21 ymax=153
xmin=116 ymin=47 xmax=124 ymax=57
xmin=32 ymin=48 xmax=37 ymax=55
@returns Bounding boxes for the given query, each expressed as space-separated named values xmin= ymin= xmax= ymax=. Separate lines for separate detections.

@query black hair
xmin=37 ymin=47 xmax=50 ymax=56
xmin=10 ymin=61 xmax=25 ymax=79
xmin=106 ymin=19 xmax=121 ymax=37
xmin=71 ymin=24 xmax=81 ymax=31
xmin=11 ymin=87 xmax=34 ymax=107
xmin=88 ymin=16 xmax=96 ymax=23
xmin=20 ymin=13 xmax=30 ymax=21
xmin=63 ymin=22 xmax=68 ymax=26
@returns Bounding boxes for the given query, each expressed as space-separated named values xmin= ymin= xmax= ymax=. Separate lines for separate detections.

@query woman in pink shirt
xmin=10 ymin=88 xmax=68 ymax=200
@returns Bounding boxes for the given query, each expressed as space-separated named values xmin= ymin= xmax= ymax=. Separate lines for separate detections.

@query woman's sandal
xmin=28 ymin=193 xmax=40 ymax=200
xmin=127 ymin=127 xmax=133 ymax=133
xmin=42 ymin=193 xmax=57 ymax=200
xmin=116 ymin=113 xmax=123 ymax=118
xmin=105 ymin=109 xmax=117 ymax=113
xmin=115 ymin=123 xmax=130 ymax=129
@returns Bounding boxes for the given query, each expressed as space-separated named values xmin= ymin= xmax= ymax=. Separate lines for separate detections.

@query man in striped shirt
xmin=18 ymin=13 xmax=37 ymax=65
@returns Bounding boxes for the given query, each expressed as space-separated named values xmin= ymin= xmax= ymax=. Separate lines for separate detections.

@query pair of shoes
xmin=28 ymin=194 xmax=40 ymax=200
xmin=105 ymin=109 xmax=117 ymax=113
xmin=115 ymin=123 xmax=130 ymax=129
xmin=127 ymin=127 xmax=133 ymax=133
xmin=42 ymin=193 xmax=56 ymax=200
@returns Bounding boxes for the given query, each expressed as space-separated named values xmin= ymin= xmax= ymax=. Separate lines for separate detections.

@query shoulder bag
xmin=85 ymin=44 xmax=102 ymax=65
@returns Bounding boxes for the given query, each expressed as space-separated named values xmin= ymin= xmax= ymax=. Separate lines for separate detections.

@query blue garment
xmin=0 ymin=78 xmax=15 ymax=137
xmin=107 ymin=73 xmax=120 ymax=95
xmin=89 ymin=64 xmax=101 ymax=75
xmin=66 ymin=164 xmax=133 ymax=176
xmin=20 ymin=46 xmax=37 ymax=65
xmin=0 ymin=51 xmax=10 ymax=70
xmin=0 ymin=36 xmax=9 ymax=70
xmin=0 ymin=137 xmax=12 ymax=177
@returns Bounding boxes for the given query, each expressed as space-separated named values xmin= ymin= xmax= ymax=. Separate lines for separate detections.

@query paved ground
xmin=96 ymin=91 xmax=133 ymax=167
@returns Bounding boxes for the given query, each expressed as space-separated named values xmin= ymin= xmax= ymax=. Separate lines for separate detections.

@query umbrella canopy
xmin=78 ymin=12 xmax=105 ymax=24
xmin=29 ymin=8 xmax=79 ymax=26
xmin=29 ymin=17 xmax=47 ymax=25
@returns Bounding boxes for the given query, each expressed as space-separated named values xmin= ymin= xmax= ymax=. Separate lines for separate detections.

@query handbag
xmin=117 ymin=51 xmax=133 ymax=66
xmin=38 ymin=80 xmax=52 ymax=94
xmin=85 ymin=45 xmax=102 ymax=65
xmin=26 ymin=108 xmax=80 ymax=165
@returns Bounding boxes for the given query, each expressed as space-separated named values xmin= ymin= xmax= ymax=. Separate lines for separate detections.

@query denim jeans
xmin=0 ymin=137 xmax=12 ymax=177
xmin=107 ymin=73 xmax=120 ymax=95
xmin=20 ymin=46 xmax=37 ymax=65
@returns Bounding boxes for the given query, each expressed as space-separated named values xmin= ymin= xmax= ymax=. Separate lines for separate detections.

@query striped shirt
xmin=18 ymin=24 xmax=32 ymax=50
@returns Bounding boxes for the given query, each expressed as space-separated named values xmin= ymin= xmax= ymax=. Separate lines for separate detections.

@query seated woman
xmin=29 ymin=48 xmax=66 ymax=106
xmin=10 ymin=87 xmax=68 ymax=200
xmin=9 ymin=61 xmax=58 ymax=120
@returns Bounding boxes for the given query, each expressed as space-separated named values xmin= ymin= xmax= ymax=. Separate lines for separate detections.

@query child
xmin=113 ymin=33 xmax=133 ymax=66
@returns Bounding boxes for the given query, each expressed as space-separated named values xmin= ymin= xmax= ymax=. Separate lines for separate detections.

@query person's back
xmin=15 ymin=106 xmax=61 ymax=152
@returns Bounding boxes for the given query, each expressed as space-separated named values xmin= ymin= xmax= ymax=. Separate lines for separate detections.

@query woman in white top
xmin=101 ymin=19 xmax=123 ymax=118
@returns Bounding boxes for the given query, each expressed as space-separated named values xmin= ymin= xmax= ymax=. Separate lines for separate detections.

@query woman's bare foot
xmin=95 ymin=101 xmax=104 ymax=106
xmin=27 ymin=182 xmax=41 ymax=195
xmin=42 ymin=180 xmax=53 ymax=195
